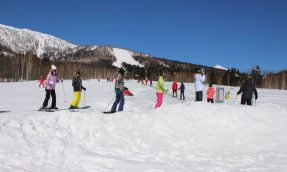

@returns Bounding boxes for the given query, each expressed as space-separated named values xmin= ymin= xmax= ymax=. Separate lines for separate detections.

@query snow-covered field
xmin=0 ymin=80 xmax=287 ymax=172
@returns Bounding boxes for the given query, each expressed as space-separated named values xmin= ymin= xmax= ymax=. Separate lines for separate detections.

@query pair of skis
xmin=38 ymin=106 xmax=91 ymax=112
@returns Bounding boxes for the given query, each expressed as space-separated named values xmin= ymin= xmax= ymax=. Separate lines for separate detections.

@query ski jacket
xmin=194 ymin=73 xmax=206 ymax=92
xmin=172 ymin=82 xmax=178 ymax=91
xmin=72 ymin=76 xmax=85 ymax=92
xmin=156 ymin=76 xmax=166 ymax=93
xmin=45 ymin=72 xmax=57 ymax=90
xmin=206 ymin=87 xmax=215 ymax=99
xmin=115 ymin=72 xmax=124 ymax=93
xmin=237 ymin=79 xmax=258 ymax=100
xmin=180 ymin=83 xmax=185 ymax=92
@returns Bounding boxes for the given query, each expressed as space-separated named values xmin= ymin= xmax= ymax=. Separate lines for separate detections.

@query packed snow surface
xmin=0 ymin=80 xmax=287 ymax=172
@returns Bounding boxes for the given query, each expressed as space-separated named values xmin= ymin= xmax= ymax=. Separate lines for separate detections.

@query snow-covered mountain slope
xmin=0 ymin=24 xmax=144 ymax=68
xmin=214 ymin=64 xmax=227 ymax=70
xmin=0 ymin=80 xmax=287 ymax=171
xmin=111 ymin=48 xmax=143 ymax=68
xmin=0 ymin=24 xmax=76 ymax=57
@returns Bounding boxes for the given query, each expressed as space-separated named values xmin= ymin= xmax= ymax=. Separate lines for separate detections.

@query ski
xmin=0 ymin=111 xmax=10 ymax=113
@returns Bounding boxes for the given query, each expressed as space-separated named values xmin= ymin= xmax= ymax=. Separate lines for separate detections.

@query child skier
xmin=69 ymin=70 xmax=86 ymax=109
xmin=206 ymin=83 xmax=215 ymax=103
xmin=172 ymin=81 xmax=178 ymax=97
xmin=155 ymin=71 xmax=167 ymax=109
xmin=179 ymin=82 xmax=185 ymax=100
xmin=39 ymin=76 xmax=45 ymax=88
xmin=40 ymin=65 xmax=60 ymax=110
xmin=110 ymin=66 xmax=127 ymax=113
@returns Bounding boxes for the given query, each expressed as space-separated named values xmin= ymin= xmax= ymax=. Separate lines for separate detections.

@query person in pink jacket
xmin=206 ymin=83 xmax=215 ymax=103
xmin=40 ymin=65 xmax=59 ymax=110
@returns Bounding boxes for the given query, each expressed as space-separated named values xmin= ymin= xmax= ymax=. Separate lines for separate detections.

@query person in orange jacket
xmin=206 ymin=83 xmax=215 ymax=103
xmin=172 ymin=81 xmax=178 ymax=97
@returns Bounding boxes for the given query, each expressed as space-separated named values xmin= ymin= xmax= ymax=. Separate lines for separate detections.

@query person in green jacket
xmin=155 ymin=71 xmax=167 ymax=109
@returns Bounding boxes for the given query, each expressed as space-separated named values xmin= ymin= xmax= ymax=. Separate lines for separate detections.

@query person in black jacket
xmin=69 ymin=70 xmax=86 ymax=109
xmin=179 ymin=82 xmax=185 ymax=100
xmin=237 ymin=78 xmax=258 ymax=105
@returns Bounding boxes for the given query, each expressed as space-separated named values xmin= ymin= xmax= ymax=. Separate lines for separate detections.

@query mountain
xmin=0 ymin=24 xmax=143 ymax=68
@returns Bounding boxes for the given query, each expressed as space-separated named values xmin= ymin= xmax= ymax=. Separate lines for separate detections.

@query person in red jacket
xmin=172 ymin=81 xmax=178 ymax=97
xmin=206 ymin=83 xmax=215 ymax=103
xmin=124 ymin=87 xmax=134 ymax=96
xmin=39 ymin=76 xmax=45 ymax=88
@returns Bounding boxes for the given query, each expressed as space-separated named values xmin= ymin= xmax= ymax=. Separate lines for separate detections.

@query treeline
xmin=0 ymin=52 xmax=286 ymax=90
xmin=0 ymin=52 xmax=117 ymax=81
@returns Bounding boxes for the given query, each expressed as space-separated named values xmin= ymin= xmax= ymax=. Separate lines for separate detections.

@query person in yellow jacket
xmin=69 ymin=70 xmax=86 ymax=109
xmin=155 ymin=72 xmax=167 ymax=109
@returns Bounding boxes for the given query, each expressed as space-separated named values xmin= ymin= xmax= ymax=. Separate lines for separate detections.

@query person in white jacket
xmin=194 ymin=68 xmax=206 ymax=101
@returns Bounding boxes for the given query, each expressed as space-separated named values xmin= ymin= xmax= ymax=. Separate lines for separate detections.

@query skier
xmin=150 ymin=79 xmax=153 ymax=87
xmin=194 ymin=68 xmax=206 ymax=101
xmin=172 ymin=81 xmax=178 ymax=97
xmin=39 ymin=76 xmax=45 ymax=88
xmin=124 ymin=87 xmax=134 ymax=96
xmin=237 ymin=77 xmax=258 ymax=105
xmin=40 ymin=65 xmax=60 ymax=110
xmin=110 ymin=66 xmax=127 ymax=113
xmin=69 ymin=70 xmax=86 ymax=109
xmin=179 ymin=82 xmax=185 ymax=100
xmin=155 ymin=71 xmax=167 ymax=109
xmin=206 ymin=83 xmax=215 ymax=103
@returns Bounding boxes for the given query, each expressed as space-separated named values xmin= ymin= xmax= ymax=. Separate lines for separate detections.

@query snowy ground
xmin=0 ymin=80 xmax=287 ymax=172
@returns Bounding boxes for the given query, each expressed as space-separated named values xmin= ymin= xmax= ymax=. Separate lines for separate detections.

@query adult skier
xmin=155 ymin=71 xmax=167 ymax=109
xmin=179 ymin=82 xmax=185 ymax=100
xmin=69 ymin=70 xmax=86 ymax=109
xmin=237 ymin=77 xmax=258 ymax=105
xmin=194 ymin=68 xmax=206 ymax=101
xmin=40 ymin=65 xmax=60 ymax=110
xmin=110 ymin=66 xmax=127 ymax=113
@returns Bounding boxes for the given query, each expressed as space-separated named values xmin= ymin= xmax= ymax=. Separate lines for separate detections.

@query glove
xmin=255 ymin=96 xmax=258 ymax=100
xmin=82 ymin=87 xmax=86 ymax=91
xmin=237 ymin=92 xmax=240 ymax=95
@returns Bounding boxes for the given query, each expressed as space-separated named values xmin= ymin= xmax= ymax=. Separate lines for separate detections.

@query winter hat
xmin=75 ymin=70 xmax=81 ymax=75
xmin=51 ymin=64 xmax=57 ymax=70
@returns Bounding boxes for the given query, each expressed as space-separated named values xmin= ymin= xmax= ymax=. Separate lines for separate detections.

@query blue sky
xmin=0 ymin=0 xmax=286 ymax=71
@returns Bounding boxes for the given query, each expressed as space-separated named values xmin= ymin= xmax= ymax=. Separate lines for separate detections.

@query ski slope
xmin=0 ymin=80 xmax=287 ymax=172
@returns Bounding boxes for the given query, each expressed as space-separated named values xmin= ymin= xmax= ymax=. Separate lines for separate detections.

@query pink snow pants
xmin=155 ymin=92 xmax=163 ymax=109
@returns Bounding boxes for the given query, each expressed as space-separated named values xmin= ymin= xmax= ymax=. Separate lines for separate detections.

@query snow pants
xmin=111 ymin=92 xmax=125 ymax=113
xmin=43 ymin=89 xmax=56 ymax=108
xmin=195 ymin=91 xmax=203 ymax=101
xmin=172 ymin=90 xmax=177 ymax=97
xmin=180 ymin=91 xmax=185 ymax=100
xmin=71 ymin=91 xmax=82 ymax=108
xmin=241 ymin=98 xmax=252 ymax=105
xmin=155 ymin=92 xmax=163 ymax=109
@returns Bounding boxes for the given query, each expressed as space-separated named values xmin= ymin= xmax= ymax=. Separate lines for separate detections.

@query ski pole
xmin=104 ymin=98 xmax=114 ymax=111
xmin=147 ymin=99 xmax=157 ymax=110
xmin=61 ymin=81 xmax=67 ymax=102
xmin=233 ymin=95 xmax=238 ymax=104
xmin=188 ymin=95 xmax=196 ymax=105
xmin=83 ymin=90 xmax=86 ymax=107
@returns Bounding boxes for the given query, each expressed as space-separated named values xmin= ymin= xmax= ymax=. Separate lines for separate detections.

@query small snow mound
xmin=214 ymin=65 xmax=228 ymax=70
